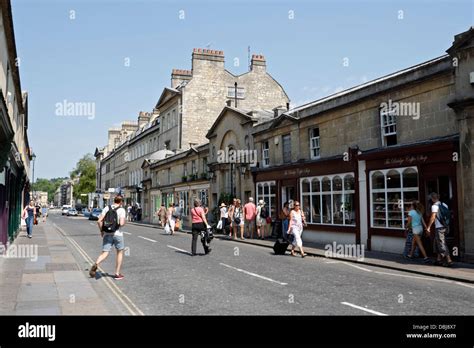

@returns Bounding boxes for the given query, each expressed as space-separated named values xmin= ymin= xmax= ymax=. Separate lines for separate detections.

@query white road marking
xmin=52 ymin=223 xmax=144 ymax=315
xmin=374 ymin=271 xmax=451 ymax=283
xmin=167 ymin=245 xmax=192 ymax=255
xmin=341 ymin=302 xmax=388 ymax=316
xmin=219 ymin=263 xmax=288 ymax=286
xmin=340 ymin=261 xmax=373 ymax=272
xmin=123 ymin=232 xmax=132 ymax=235
xmin=454 ymin=281 xmax=474 ymax=289
xmin=138 ymin=236 xmax=157 ymax=243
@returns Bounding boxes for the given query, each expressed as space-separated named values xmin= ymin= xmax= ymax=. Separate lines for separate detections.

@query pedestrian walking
xmin=157 ymin=204 xmax=167 ymax=227
xmin=232 ymin=199 xmax=245 ymax=240
xmin=22 ymin=201 xmax=36 ymax=239
xmin=219 ymin=202 xmax=228 ymax=234
xmin=89 ymin=195 xmax=127 ymax=280
xmin=426 ymin=192 xmax=454 ymax=267
xmin=244 ymin=197 xmax=257 ymax=239
xmin=166 ymin=202 xmax=177 ymax=235
xmin=287 ymin=201 xmax=307 ymax=258
xmin=405 ymin=201 xmax=430 ymax=263
xmin=280 ymin=201 xmax=290 ymax=240
xmin=191 ymin=199 xmax=212 ymax=256
xmin=41 ymin=205 xmax=48 ymax=223
xmin=227 ymin=198 xmax=237 ymax=238
xmin=256 ymin=200 xmax=269 ymax=240
xmin=127 ymin=205 xmax=132 ymax=222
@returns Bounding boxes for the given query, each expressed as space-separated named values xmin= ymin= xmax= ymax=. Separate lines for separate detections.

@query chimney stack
xmin=250 ymin=54 xmax=266 ymax=72
xmin=171 ymin=69 xmax=192 ymax=88
xmin=192 ymin=48 xmax=225 ymax=75
xmin=138 ymin=111 xmax=151 ymax=128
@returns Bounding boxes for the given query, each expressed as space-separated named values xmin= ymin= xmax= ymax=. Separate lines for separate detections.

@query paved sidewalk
xmin=0 ymin=222 xmax=114 ymax=315
xmin=129 ymin=221 xmax=474 ymax=283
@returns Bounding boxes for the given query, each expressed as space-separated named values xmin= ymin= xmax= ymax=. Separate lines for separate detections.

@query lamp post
xmin=31 ymin=152 xmax=36 ymax=201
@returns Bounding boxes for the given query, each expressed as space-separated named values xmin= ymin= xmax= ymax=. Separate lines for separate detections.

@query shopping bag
xmin=217 ymin=220 xmax=223 ymax=230
xmin=164 ymin=223 xmax=171 ymax=234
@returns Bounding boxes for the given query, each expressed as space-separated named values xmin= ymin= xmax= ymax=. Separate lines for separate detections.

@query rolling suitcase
xmin=273 ymin=238 xmax=289 ymax=255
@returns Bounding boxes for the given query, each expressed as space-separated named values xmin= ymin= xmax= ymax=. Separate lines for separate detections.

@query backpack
xmin=102 ymin=205 xmax=119 ymax=233
xmin=436 ymin=202 xmax=450 ymax=228
xmin=260 ymin=206 xmax=268 ymax=219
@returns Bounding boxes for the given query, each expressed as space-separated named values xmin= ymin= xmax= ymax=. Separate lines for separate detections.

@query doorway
xmin=281 ymin=186 xmax=295 ymax=206
xmin=422 ymin=165 xmax=458 ymax=259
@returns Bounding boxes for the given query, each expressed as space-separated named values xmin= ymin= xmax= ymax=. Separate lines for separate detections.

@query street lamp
xmin=31 ymin=152 xmax=36 ymax=201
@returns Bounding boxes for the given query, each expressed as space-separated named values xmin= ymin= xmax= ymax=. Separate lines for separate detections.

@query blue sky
xmin=11 ymin=0 xmax=473 ymax=179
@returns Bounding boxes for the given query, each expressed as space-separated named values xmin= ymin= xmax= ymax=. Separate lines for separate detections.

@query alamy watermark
xmin=380 ymin=99 xmax=420 ymax=120
xmin=217 ymin=147 xmax=257 ymax=166
xmin=55 ymin=99 xmax=96 ymax=120
xmin=324 ymin=242 xmax=364 ymax=261
xmin=0 ymin=244 xmax=38 ymax=262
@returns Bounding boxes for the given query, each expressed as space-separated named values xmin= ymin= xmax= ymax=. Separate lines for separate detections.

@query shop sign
xmin=282 ymin=168 xmax=311 ymax=177
xmin=384 ymin=155 xmax=428 ymax=166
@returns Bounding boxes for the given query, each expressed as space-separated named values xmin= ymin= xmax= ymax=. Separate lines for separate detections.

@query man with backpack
xmin=426 ymin=192 xmax=454 ymax=267
xmin=89 ymin=195 xmax=127 ymax=280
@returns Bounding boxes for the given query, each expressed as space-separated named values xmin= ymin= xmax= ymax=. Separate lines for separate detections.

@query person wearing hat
xmin=219 ymin=202 xmax=229 ymax=234
xmin=256 ymin=199 xmax=268 ymax=240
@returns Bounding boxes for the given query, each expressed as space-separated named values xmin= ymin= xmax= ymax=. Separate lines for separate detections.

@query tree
xmin=70 ymin=154 xmax=96 ymax=205
xmin=32 ymin=177 xmax=67 ymax=204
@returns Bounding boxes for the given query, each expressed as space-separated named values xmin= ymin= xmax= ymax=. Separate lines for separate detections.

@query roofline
xmin=289 ymin=55 xmax=451 ymax=115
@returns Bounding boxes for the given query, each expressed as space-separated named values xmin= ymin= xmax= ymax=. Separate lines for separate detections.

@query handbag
xmin=266 ymin=216 xmax=272 ymax=224
xmin=174 ymin=220 xmax=181 ymax=231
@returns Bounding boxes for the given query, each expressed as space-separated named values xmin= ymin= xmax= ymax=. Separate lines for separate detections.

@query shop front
xmin=359 ymin=135 xmax=460 ymax=256
xmin=253 ymin=148 xmax=359 ymax=245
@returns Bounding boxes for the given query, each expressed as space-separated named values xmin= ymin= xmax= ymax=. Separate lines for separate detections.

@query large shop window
xmin=300 ymin=173 xmax=356 ymax=226
xmin=370 ymin=167 xmax=418 ymax=229
xmin=256 ymin=181 xmax=276 ymax=218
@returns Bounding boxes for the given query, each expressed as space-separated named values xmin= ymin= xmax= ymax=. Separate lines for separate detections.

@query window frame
xmin=310 ymin=127 xmax=321 ymax=159
xmin=300 ymin=172 xmax=356 ymax=226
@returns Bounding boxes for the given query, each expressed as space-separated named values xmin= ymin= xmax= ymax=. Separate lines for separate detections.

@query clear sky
xmin=11 ymin=0 xmax=473 ymax=179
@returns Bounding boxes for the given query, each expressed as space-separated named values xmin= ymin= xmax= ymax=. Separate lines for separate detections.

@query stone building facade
xmin=0 ymin=0 xmax=32 ymax=247
xmin=145 ymin=144 xmax=210 ymax=229
xmin=250 ymin=28 xmax=474 ymax=262
xmin=95 ymin=48 xmax=289 ymax=213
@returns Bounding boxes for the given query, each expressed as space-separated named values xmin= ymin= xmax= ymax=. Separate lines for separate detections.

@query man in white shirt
xmin=426 ymin=192 xmax=453 ymax=266
xmin=89 ymin=195 xmax=127 ymax=280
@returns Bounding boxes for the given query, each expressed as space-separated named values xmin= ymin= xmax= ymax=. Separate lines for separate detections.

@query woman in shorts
xmin=406 ymin=201 xmax=430 ymax=263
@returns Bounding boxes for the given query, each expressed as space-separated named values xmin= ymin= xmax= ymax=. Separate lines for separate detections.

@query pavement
xmin=1 ymin=211 xmax=473 ymax=316
xmin=0 ymin=220 xmax=131 ymax=315
xmin=128 ymin=220 xmax=474 ymax=284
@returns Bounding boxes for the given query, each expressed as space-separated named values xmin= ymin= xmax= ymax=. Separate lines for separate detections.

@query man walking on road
xmin=89 ymin=195 xmax=127 ymax=280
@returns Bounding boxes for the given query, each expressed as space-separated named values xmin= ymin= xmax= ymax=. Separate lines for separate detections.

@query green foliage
xmin=71 ymin=154 xmax=96 ymax=204
xmin=32 ymin=177 xmax=67 ymax=203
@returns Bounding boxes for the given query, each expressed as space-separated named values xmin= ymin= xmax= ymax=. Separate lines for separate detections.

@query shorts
xmin=412 ymin=225 xmax=423 ymax=236
xmin=232 ymin=219 xmax=244 ymax=226
xmin=102 ymin=234 xmax=125 ymax=252
xmin=256 ymin=217 xmax=266 ymax=227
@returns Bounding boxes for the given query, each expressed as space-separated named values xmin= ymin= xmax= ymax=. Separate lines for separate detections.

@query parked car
xmin=62 ymin=205 xmax=72 ymax=215
xmin=67 ymin=208 xmax=78 ymax=216
xmin=82 ymin=208 xmax=91 ymax=218
xmin=89 ymin=208 xmax=102 ymax=220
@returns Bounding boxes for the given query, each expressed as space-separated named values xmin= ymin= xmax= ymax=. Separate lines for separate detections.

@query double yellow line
xmin=53 ymin=223 xmax=144 ymax=316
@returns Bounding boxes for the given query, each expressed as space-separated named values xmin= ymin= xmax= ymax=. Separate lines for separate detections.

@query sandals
xmin=290 ymin=250 xmax=296 ymax=257
xmin=301 ymin=254 xmax=307 ymax=258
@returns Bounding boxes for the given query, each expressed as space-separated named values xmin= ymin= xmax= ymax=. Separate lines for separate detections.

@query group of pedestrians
xmin=218 ymin=197 xmax=271 ymax=240
xmin=86 ymin=191 xmax=455 ymax=282
xmin=126 ymin=204 xmax=142 ymax=222
xmin=156 ymin=202 xmax=184 ymax=235
xmin=403 ymin=192 xmax=454 ymax=267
